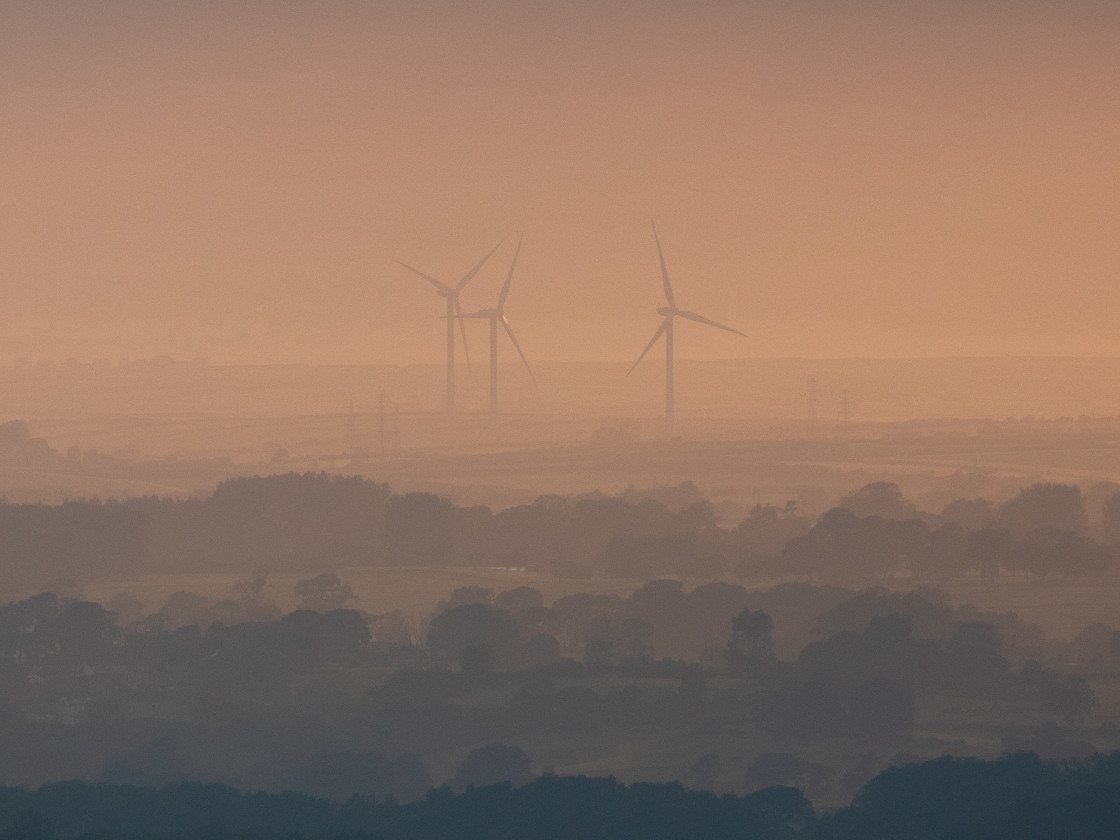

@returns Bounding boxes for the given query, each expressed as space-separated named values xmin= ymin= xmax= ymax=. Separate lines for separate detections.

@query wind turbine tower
xmin=398 ymin=242 xmax=502 ymax=416
xmin=628 ymin=223 xmax=746 ymax=425
xmin=458 ymin=235 xmax=535 ymax=416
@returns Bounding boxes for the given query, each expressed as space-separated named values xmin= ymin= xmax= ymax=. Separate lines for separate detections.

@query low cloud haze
xmin=3 ymin=0 xmax=1120 ymax=365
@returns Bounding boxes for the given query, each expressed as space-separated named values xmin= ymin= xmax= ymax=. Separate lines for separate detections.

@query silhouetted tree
xmin=911 ymin=522 xmax=968 ymax=582
xmin=963 ymin=525 xmax=1015 ymax=580
xmin=293 ymin=573 xmax=357 ymax=612
xmin=835 ymin=482 xmax=917 ymax=520
xmin=783 ymin=507 xmax=923 ymax=583
xmin=945 ymin=622 xmax=1010 ymax=696
xmin=39 ymin=600 xmax=119 ymax=676
xmin=742 ymin=752 xmax=834 ymax=799
xmin=451 ymin=743 xmax=533 ymax=793
xmin=1101 ymin=491 xmax=1120 ymax=546
xmin=1000 ymin=482 xmax=1087 ymax=538
xmin=1042 ymin=674 xmax=1096 ymax=724
xmin=1019 ymin=527 xmax=1112 ymax=580
xmin=724 ymin=608 xmax=776 ymax=675
xmin=584 ymin=637 xmax=614 ymax=675
xmin=685 ymin=753 xmax=721 ymax=792
xmin=427 ymin=604 xmax=520 ymax=670
xmin=445 ymin=585 xmax=494 ymax=608
xmin=276 ymin=750 xmax=432 ymax=803
xmin=384 ymin=492 xmax=454 ymax=566
xmin=0 ymin=811 xmax=55 ymax=840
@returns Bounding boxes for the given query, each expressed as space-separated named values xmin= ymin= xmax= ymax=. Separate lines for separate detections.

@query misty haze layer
xmin=3 ymin=1 xmax=1120 ymax=364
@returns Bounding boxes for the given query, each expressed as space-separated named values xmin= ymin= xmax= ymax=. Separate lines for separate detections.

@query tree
xmin=521 ymin=633 xmax=560 ymax=667
xmin=293 ymin=573 xmax=357 ymax=612
xmin=686 ymin=753 xmax=721 ymax=792
xmin=1000 ymin=482 xmax=1087 ymax=538
xmin=1101 ymin=491 xmax=1120 ymax=545
xmin=964 ymin=526 xmax=1015 ymax=581
xmin=451 ymin=743 xmax=533 ymax=793
xmin=946 ymin=623 xmax=1010 ymax=696
xmin=584 ymin=637 xmax=614 ymax=675
xmin=911 ymin=522 xmax=967 ymax=582
xmin=278 ymin=750 xmax=432 ymax=803
xmin=147 ymin=591 xmax=211 ymax=631
xmin=40 ymin=600 xmax=120 ymax=676
xmin=0 ymin=592 xmax=62 ymax=666
xmin=783 ymin=508 xmax=917 ymax=583
xmin=0 ymin=811 xmax=55 ymax=840
xmin=445 ymin=586 xmax=494 ymax=608
xmin=427 ymin=604 xmax=520 ymax=670
xmin=724 ymin=608 xmax=776 ymax=674
xmin=107 ymin=593 xmax=146 ymax=626
xmin=1019 ymin=527 xmax=1112 ymax=580
xmin=835 ymin=482 xmax=917 ymax=520
xmin=384 ymin=492 xmax=455 ymax=566
xmin=742 ymin=752 xmax=834 ymax=799
xmin=603 ymin=532 xmax=698 ymax=578
xmin=732 ymin=502 xmax=811 ymax=563
xmin=1042 ymin=675 xmax=1096 ymax=725
xmin=278 ymin=608 xmax=369 ymax=667
xmin=458 ymin=643 xmax=496 ymax=678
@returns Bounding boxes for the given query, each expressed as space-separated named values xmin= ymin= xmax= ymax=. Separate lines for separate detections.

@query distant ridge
xmin=4 ymin=357 xmax=1120 ymax=421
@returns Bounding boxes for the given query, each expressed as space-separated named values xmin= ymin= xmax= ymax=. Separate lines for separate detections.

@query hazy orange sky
xmin=3 ymin=1 xmax=1119 ymax=366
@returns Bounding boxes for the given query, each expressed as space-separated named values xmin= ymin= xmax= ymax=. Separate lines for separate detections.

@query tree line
xmin=0 ymin=578 xmax=1111 ymax=802
xmin=5 ymin=473 xmax=1120 ymax=595
xmin=5 ymin=752 xmax=1120 ymax=839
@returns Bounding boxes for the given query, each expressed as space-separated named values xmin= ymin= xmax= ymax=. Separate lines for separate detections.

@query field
xmin=941 ymin=580 xmax=1120 ymax=642
xmin=82 ymin=566 xmax=644 ymax=621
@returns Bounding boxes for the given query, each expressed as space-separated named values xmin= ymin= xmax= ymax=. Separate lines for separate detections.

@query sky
xmin=3 ymin=0 xmax=1120 ymax=366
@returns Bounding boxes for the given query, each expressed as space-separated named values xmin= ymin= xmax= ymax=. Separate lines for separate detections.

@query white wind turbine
xmin=627 ymin=223 xmax=746 ymax=424
xmin=457 ymin=235 xmax=534 ymax=416
xmin=398 ymin=242 xmax=502 ymax=415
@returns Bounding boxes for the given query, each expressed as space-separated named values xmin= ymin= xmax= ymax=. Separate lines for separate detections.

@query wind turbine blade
xmin=676 ymin=309 xmax=747 ymax=337
xmin=457 ymin=240 xmax=503 ymax=291
xmin=497 ymin=234 xmax=522 ymax=313
xmin=456 ymin=309 xmax=490 ymax=319
xmin=454 ymin=298 xmax=472 ymax=370
xmin=397 ymin=261 xmax=451 ymax=294
xmin=626 ymin=317 xmax=670 ymax=377
xmin=651 ymin=221 xmax=675 ymax=307
xmin=501 ymin=317 xmax=535 ymax=384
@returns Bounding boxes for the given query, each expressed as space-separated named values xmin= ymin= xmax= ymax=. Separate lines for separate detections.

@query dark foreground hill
xmin=5 ymin=752 xmax=1120 ymax=839
xmin=0 ymin=775 xmax=809 ymax=840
